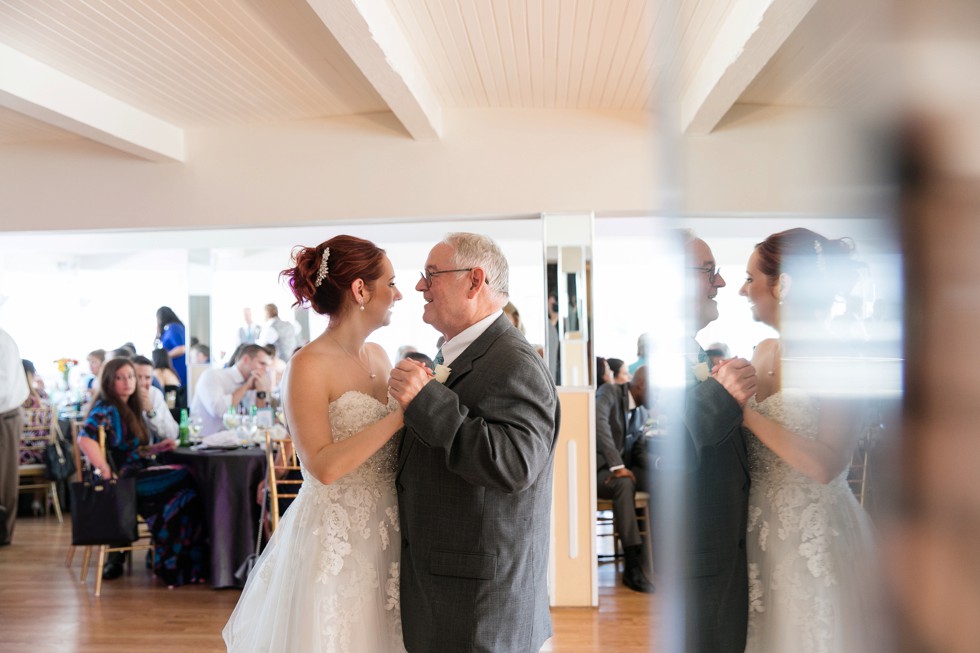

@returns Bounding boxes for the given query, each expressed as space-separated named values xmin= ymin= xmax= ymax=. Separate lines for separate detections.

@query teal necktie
xmin=434 ymin=350 xmax=444 ymax=366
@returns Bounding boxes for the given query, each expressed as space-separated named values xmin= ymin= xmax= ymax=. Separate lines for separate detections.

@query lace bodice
xmin=300 ymin=391 xmax=401 ymax=489
xmin=745 ymin=391 xmax=848 ymax=490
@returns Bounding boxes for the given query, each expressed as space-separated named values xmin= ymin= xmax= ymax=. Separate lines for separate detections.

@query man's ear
xmin=466 ymin=268 xmax=486 ymax=298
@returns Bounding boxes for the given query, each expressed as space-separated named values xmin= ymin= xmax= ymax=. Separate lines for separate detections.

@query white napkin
xmin=201 ymin=430 xmax=241 ymax=448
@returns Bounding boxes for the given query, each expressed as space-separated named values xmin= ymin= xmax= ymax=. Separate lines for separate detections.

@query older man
xmin=389 ymin=233 xmax=560 ymax=653
xmin=659 ymin=231 xmax=757 ymax=653
xmin=190 ymin=344 xmax=271 ymax=436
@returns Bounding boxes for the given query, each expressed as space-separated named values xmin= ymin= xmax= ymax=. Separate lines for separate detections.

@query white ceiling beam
xmin=682 ymin=0 xmax=818 ymax=134
xmin=304 ymin=0 xmax=442 ymax=140
xmin=0 ymin=42 xmax=184 ymax=162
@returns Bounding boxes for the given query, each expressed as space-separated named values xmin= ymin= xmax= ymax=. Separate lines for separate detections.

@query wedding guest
xmin=152 ymin=348 xmax=184 ymax=420
xmin=155 ymin=306 xmax=187 ymax=385
xmin=503 ymin=301 xmax=526 ymax=334
xmin=190 ymin=344 xmax=271 ymax=437
xmin=596 ymin=365 xmax=654 ymax=592
xmin=0 ymin=328 xmax=29 ymax=545
xmin=597 ymin=356 xmax=613 ymax=388
xmin=629 ymin=333 xmax=651 ymax=374
xmin=77 ymin=358 xmax=206 ymax=584
xmin=85 ymin=348 xmax=105 ymax=397
xmin=256 ymin=303 xmax=297 ymax=362
xmin=192 ymin=343 xmax=210 ymax=364
xmin=608 ymin=357 xmax=632 ymax=385
xmin=237 ymin=307 xmax=260 ymax=346
xmin=19 ymin=360 xmax=51 ymax=466
xmin=705 ymin=342 xmax=731 ymax=368
xmin=132 ymin=356 xmax=178 ymax=441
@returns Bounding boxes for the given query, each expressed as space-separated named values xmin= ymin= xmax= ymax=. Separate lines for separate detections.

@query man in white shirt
xmin=191 ymin=344 xmax=272 ymax=437
xmin=0 ymin=327 xmax=29 ymax=545
xmin=132 ymin=356 xmax=179 ymax=442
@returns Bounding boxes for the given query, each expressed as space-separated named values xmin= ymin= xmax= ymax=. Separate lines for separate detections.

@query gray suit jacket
xmin=681 ymin=375 xmax=749 ymax=653
xmin=595 ymin=382 xmax=647 ymax=471
xmin=397 ymin=315 xmax=560 ymax=653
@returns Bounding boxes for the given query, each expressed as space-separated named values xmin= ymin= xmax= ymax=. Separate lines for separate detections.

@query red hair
xmin=281 ymin=235 xmax=387 ymax=316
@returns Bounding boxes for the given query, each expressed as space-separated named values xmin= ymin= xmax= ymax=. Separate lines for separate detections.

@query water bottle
xmin=178 ymin=408 xmax=190 ymax=447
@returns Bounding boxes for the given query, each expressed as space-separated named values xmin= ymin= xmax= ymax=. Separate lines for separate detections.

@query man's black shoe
xmin=102 ymin=552 xmax=125 ymax=580
xmin=623 ymin=544 xmax=655 ymax=593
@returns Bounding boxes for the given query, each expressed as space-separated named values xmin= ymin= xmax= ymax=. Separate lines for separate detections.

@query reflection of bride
xmin=223 ymin=235 xmax=407 ymax=653
xmin=737 ymin=228 xmax=884 ymax=653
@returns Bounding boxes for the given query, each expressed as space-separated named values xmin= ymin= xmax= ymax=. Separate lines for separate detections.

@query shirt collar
xmin=440 ymin=310 xmax=503 ymax=367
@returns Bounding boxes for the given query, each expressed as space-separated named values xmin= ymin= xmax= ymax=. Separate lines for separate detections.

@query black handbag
xmin=69 ymin=426 xmax=138 ymax=545
xmin=44 ymin=434 xmax=75 ymax=481
xmin=69 ymin=475 xmax=138 ymax=545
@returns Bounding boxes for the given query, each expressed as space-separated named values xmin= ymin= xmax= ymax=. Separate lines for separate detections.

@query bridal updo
xmin=754 ymin=227 xmax=863 ymax=319
xmin=282 ymin=235 xmax=387 ymax=316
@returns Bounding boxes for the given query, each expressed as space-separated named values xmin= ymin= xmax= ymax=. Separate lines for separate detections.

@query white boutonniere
xmin=692 ymin=362 xmax=710 ymax=382
xmin=434 ymin=364 xmax=452 ymax=383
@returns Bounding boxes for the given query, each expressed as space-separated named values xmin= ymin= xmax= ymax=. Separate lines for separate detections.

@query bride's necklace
xmin=327 ymin=332 xmax=376 ymax=379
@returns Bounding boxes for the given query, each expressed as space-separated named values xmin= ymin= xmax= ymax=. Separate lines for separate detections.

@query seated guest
xmin=190 ymin=344 xmax=272 ymax=437
xmin=597 ymin=356 xmax=613 ymax=388
xmin=85 ymin=349 xmax=105 ymax=398
xmin=596 ymin=365 xmax=654 ymax=593
xmin=607 ymin=357 xmax=632 ymax=385
xmin=132 ymin=356 xmax=178 ymax=441
xmin=191 ymin=343 xmax=211 ymax=364
xmin=76 ymin=358 xmax=207 ymax=585
xmin=20 ymin=360 xmax=51 ymax=466
xmin=152 ymin=348 xmax=184 ymax=419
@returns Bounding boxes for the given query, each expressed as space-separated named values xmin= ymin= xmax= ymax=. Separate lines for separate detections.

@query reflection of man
xmin=667 ymin=232 xmax=757 ymax=653
xmin=546 ymin=293 xmax=560 ymax=383
xmin=257 ymin=304 xmax=297 ymax=362
xmin=190 ymin=344 xmax=271 ymax=436
xmin=237 ymin=307 xmax=260 ymax=345
xmin=596 ymin=365 xmax=654 ymax=592
xmin=0 ymin=327 xmax=29 ymax=545
xmin=132 ymin=356 xmax=179 ymax=442
xmin=389 ymin=232 xmax=560 ymax=653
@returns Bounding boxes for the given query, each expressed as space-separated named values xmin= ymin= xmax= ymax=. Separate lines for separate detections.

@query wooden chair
xmin=17 ymin=406 xmax=63 ymax=523
xmin=70 ymin=425 xmax=155 ymax=597
xmin=596 ymin=490 xmax=653 ymax=571
xmin=265 ymin=430 xmax=302 ymax=533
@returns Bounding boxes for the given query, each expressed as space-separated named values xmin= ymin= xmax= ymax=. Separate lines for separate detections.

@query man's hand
xmin=247 ymin=370 xmax=269 ymax=393
xmin=388 ymin=359 xmax=434 ymax=411
xmin=605 ymin=467 xmax=637 ymax=485
xmin=147 ymin=439 xmax=177 ymax=454
xmin=136 ymin=385 xmax=153 ymax=412
xmin=712 ymin=357 xmax=757 ymax=407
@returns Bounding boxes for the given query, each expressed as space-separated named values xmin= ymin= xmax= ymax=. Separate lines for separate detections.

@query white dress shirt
xmin=0 ymin=328 xmax=29 ymax=414
xmin=144 ymin=386 xmax=179 ymax=441
xmin=191 ymin=365 xmax=249 ymax=437
xmin=438 ymin=310 xmax=504 ymax=367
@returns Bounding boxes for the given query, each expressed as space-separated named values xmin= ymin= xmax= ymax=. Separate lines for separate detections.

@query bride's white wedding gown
xmin=744 ymin=391 xmax=883 ymax=653
xmin=223 ymin=391 xmax=407 ymax=653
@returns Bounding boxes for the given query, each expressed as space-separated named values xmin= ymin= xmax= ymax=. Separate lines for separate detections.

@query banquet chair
xmin=71 ymin=425 xmax=156 ymax=597
xmin=265 ymin=430 xmax=302 ymax=533
xmin=596 ymin=491 xmax=653 ymax=571
xmin=17 ymin=406 xmax=63 ymax=523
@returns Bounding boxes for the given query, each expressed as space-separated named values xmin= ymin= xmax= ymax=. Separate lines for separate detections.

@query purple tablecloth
xmin=165 ymin=447 xmax=266 ymax=589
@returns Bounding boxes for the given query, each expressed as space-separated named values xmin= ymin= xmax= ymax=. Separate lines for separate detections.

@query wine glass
xmin=222 ymin=411 xmax=241 ymax=432
xmin=238 ymin=414 xmax=258 ymax=445
xmin=188 ymin=416 xmax=204 ymax=445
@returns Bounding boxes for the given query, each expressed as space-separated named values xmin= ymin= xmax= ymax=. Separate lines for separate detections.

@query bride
xmin=223 ymin=235 xmax=407 ymax=652
xmin=737 ymin=228 xmax=884 ymax=653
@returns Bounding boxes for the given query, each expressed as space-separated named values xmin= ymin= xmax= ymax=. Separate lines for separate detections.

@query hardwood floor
xmin=0 ymin=515 xmax=656 ymax=652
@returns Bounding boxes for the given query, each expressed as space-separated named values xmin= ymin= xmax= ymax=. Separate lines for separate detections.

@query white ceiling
xmin=0 ymin=0 xmax=880 ymax=155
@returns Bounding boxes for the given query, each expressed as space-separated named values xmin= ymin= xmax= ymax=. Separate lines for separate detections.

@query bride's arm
xmin=283 ymin=346 xmax=404 ymax=486
xmin=742 ymin=399 xmax=860 ymax=484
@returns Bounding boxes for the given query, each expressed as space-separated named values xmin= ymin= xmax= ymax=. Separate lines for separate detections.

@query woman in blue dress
xmin=155 ymin=306 xmax=187 ymax=386
xmin=76 ymin=358 xmax=207 ymax=585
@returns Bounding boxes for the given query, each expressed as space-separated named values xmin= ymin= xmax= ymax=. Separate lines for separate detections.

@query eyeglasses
xmin=419 ymin=268 xmax=475 ymax=289
xmin=690 ymin=266 xmax=722 ymax=284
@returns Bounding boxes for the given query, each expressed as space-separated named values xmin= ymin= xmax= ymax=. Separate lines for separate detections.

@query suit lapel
xmin=443 ymin=314 xmax=511 ymax=390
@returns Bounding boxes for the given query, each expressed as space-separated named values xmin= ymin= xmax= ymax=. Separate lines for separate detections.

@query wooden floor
xmin=0 ymin=515 xmax=656 ymax=652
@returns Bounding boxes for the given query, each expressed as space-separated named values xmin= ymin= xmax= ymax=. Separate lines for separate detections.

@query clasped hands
xmin=710 ymin=357 xmax=757 ymax=406
xmin=388 ymin=358 xmax=435 ymax=410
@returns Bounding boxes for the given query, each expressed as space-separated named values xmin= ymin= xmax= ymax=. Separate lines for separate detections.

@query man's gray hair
xmin=442 ymin=232 xmax=509 ymax=301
